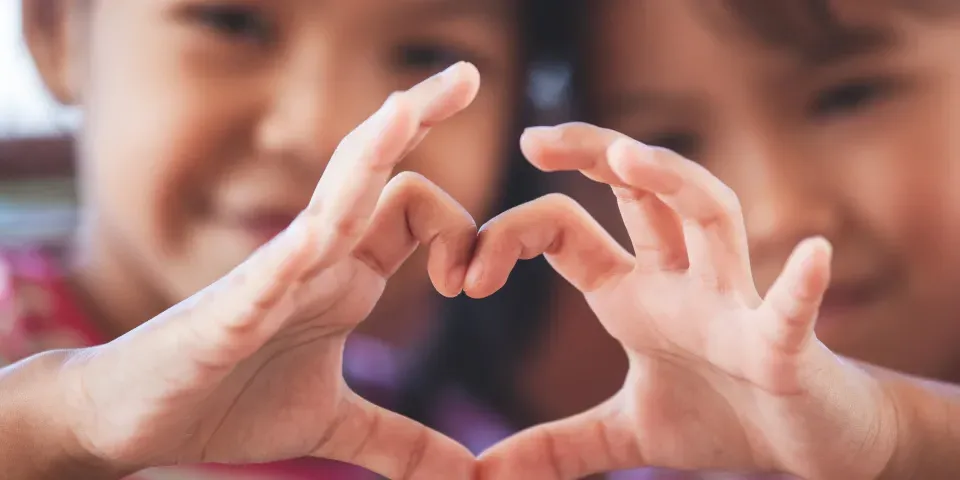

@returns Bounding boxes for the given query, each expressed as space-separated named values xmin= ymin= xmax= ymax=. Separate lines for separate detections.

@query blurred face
xmin=587 ymin=0 xmax=960 ymax=379
xmin=48 ymin=0 xmax=520 ymax=339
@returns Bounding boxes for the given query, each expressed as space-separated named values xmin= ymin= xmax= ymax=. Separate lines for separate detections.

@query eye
xmin=184 ymin=3 xmax=273 ymax=43
xmin=640 ymin=131 xmax=702 ymax=160
xmin=808 ymin=78 xmax=894 ymax=119
xmin=394 ymin=42 xmax=470 ymax=73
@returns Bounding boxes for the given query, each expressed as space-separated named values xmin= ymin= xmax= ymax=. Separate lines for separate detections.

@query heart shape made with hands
xmin=69 ymin=61 xmax=896 ymax=480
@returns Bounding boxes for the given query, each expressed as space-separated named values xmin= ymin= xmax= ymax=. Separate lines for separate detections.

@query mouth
xmin=816 ymin=274 xmax=898 ymax=325
xmin=218 ymin=209 xmax=301 ymax=246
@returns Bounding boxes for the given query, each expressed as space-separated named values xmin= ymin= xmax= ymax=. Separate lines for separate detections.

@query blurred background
xmin=2 ymin=1 xmax=93 ymax=250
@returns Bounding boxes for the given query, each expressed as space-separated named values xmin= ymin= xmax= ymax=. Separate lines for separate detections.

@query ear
xmin=21 ymin=0 xmax=86 ymax=105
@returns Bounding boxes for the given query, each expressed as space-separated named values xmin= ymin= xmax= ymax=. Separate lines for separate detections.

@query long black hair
xmin=394 ymin=0 xmax=579 ymax=430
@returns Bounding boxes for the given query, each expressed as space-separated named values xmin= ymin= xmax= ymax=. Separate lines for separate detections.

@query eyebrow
xmin=396 ymin=0 xmax=512 ymax=22
xmin=792 ymin=25 xmax=900 ymax=69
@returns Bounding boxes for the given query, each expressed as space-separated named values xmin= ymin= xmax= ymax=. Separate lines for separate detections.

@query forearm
xmin=0 ymin=350 xmax=125 ymax=480
xmin=867 ymin=363 xmax=960 ymax=480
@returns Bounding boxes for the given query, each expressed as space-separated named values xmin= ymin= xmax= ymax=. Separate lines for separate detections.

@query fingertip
xmin=444 ymin=265 xmax=466 ymax=298
xmin=519 ymin=127 xmax=559 ymax=172
xmin=462 ymin=261 xmax=488 ymax=299
xmin=455 ymin=60 xmax=481 ymax=96
xmin=423 ymin=61 xmax=481 ymax=121
xmin=793 ymin=236 xmax=833 ymax=283
xmin=800 ymin=235 xmax=833 ymax=263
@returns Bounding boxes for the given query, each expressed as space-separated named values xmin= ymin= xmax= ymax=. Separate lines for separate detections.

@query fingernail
xmin=522 ymin=126 xmax=562 ymax=142
xmin=436 ymin=61 xmax=464 ymax=85
xmin=805 ymin=235 xmax=833 ymax=258
xmin=447 ymin=266 xmax=466 ymax=297
xmin=465 ymin=263 xmax=482 ymax=289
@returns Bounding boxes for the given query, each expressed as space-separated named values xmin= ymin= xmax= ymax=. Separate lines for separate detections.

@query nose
xmin=714 ymin=136 xmax=841 ymax=259
xmin=255 ymin=48 xmax=381 ymax=173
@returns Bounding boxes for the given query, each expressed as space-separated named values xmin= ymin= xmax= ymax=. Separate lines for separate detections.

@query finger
xmin=317 ymin=391 xmax=476 ymax=480
xmin=521 ymin=123 xmax=688 ymax=271
xmin=352 ymin=172 xmax=477 ymax=298
xmin=759 ymin=236 xmax=833 ymax=354
xmin=161 ymin=63 xmax=481 ymax=369
xmin=303 ymin=61 xmax=481 ymax=273
xmin=520 ymin=122 xmax=626 ymax=185
xmin=478 ymin=396 xmax=642 ymax=480
xmin=464 ymin=193 xmax=633 ymax=298
xmin=607 ymin=138 xmax=754 ymax=292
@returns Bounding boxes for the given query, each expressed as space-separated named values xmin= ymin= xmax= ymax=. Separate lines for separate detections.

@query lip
xmin=815 ymin=274 xmax=898 ymax=326
xmin=218 ymin=209 xmax=300 ymax=246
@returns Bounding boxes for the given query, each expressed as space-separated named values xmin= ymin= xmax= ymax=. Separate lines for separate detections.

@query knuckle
xmin=389 ymin=170 xmax=430 ymax=191
xmin=716 ymin=183 xmax=744 ymax=219
xmin=331 ymin=214 xmax=368 ymax=239
xmin=542 ymin=192 xmax=579 ymax=210
xmin=383 ymin=171 xmax=435 ymax=207
xmin=400 ymin=429 xmax=430 ymax=480
xmin=647 ymin=145 xmax=676 ymax=165
xmin=543 ymin=429 xmax=567 ymax=480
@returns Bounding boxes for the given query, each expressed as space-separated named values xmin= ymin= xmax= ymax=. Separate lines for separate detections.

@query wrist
xmin=868 ymin=364 xmax=960 ymax=480
xmin=0 ymin=349 xmax=132 ymax=479
xmin=875 ymin=374 xmax=918 ymax=480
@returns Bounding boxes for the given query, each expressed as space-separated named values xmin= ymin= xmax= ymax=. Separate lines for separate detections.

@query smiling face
xmin=27 ymin=0 xmax=521 ymax=340
xmin=584 ymin=0 xmax=960 ymax=379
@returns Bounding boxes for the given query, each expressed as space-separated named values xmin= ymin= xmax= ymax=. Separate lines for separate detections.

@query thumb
xmin=478 ymin=395 xmax=643 ymax=480
xmin=316 ymin=390 xmax=476 ymax=480
xmin=759 ymin=236 xmax=833 ymax=354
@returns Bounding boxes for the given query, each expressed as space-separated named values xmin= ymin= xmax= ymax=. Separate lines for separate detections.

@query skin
xmin=15 ymin=0 xmax=960 ymax=478
xmin=474 ymin=123 xmax=899 ymax=479
xmin=583 ymin=0 xmax=960 ymax=381
xmin=6 ymin=63 xmax=486 ymax=479
xmin=1 ymin=75 xmax=959 ymax=480
xmin=516 ymin=0 xmax=960 ymax=426
xmin=22 ymin=0 xmax=520 ymax=347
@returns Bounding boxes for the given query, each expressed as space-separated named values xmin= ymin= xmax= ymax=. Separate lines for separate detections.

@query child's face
xmin=586 ymin=1 xmax=960 ymax=378
xmin=49 ymin=1 xmax=519 ymax=320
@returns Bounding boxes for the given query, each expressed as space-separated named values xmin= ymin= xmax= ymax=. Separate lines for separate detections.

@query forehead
xmin=585 ymin=1 xmax=919 ymax=108
xmin=122 ymin=0 xmax=518 ymax=25
xmin=589 ymin=0 xmax=908 ymax=69
xmin=344 ymin=0 xmax=516 ymax=21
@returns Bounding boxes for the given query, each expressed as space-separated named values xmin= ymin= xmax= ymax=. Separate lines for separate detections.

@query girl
xmin=9 ymin=108 xmax=960 ymax=480
xmin=2 ymin=0 xmax=564 ymax=477
xmin=542 ymin=0 xmax=960 ymax=477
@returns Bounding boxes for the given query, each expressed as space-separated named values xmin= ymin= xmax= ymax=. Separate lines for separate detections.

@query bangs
xmin=712 ymin=0 xmax=959 ymax=62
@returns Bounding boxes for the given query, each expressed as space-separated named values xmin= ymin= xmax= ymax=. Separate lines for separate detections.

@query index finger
xmin=178 ymin=62 xmax=481 ymax=364
xmin=304 ymin=61 xmax=481 ymax=271
xmin=317 ymin=390 xmax=477 ymax=480
xmin=478 ymin=395 xmax=643 ymax=480
xmin=520 ymin=122 xmax=627 ymax=186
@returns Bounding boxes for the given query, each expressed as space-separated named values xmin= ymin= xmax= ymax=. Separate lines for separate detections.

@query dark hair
xmin=393 ymin=0 xmax=578 ymax=430
xmin=570 ymin=0 xmax=960 ymax=122
xmin=716 ymin=0 xmax=960 ymax=61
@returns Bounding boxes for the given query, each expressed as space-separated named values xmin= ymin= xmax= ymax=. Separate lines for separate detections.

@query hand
xmin=470 ymin=123 xmax=901 ymax=479
xmin=58 ymin=62 xmax=481 ymax=479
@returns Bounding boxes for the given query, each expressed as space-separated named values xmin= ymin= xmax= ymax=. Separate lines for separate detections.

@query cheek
xmin=838 ymin=115 xmax=960 ymax=282
xmin=81 ymin=49 xmax=254 ymax=256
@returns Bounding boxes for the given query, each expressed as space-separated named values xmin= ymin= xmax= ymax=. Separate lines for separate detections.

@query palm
xmin=585 ymin=269 xmax=805 ymax=473
xmin=185 ymin=259 xmax=383 ymax=464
